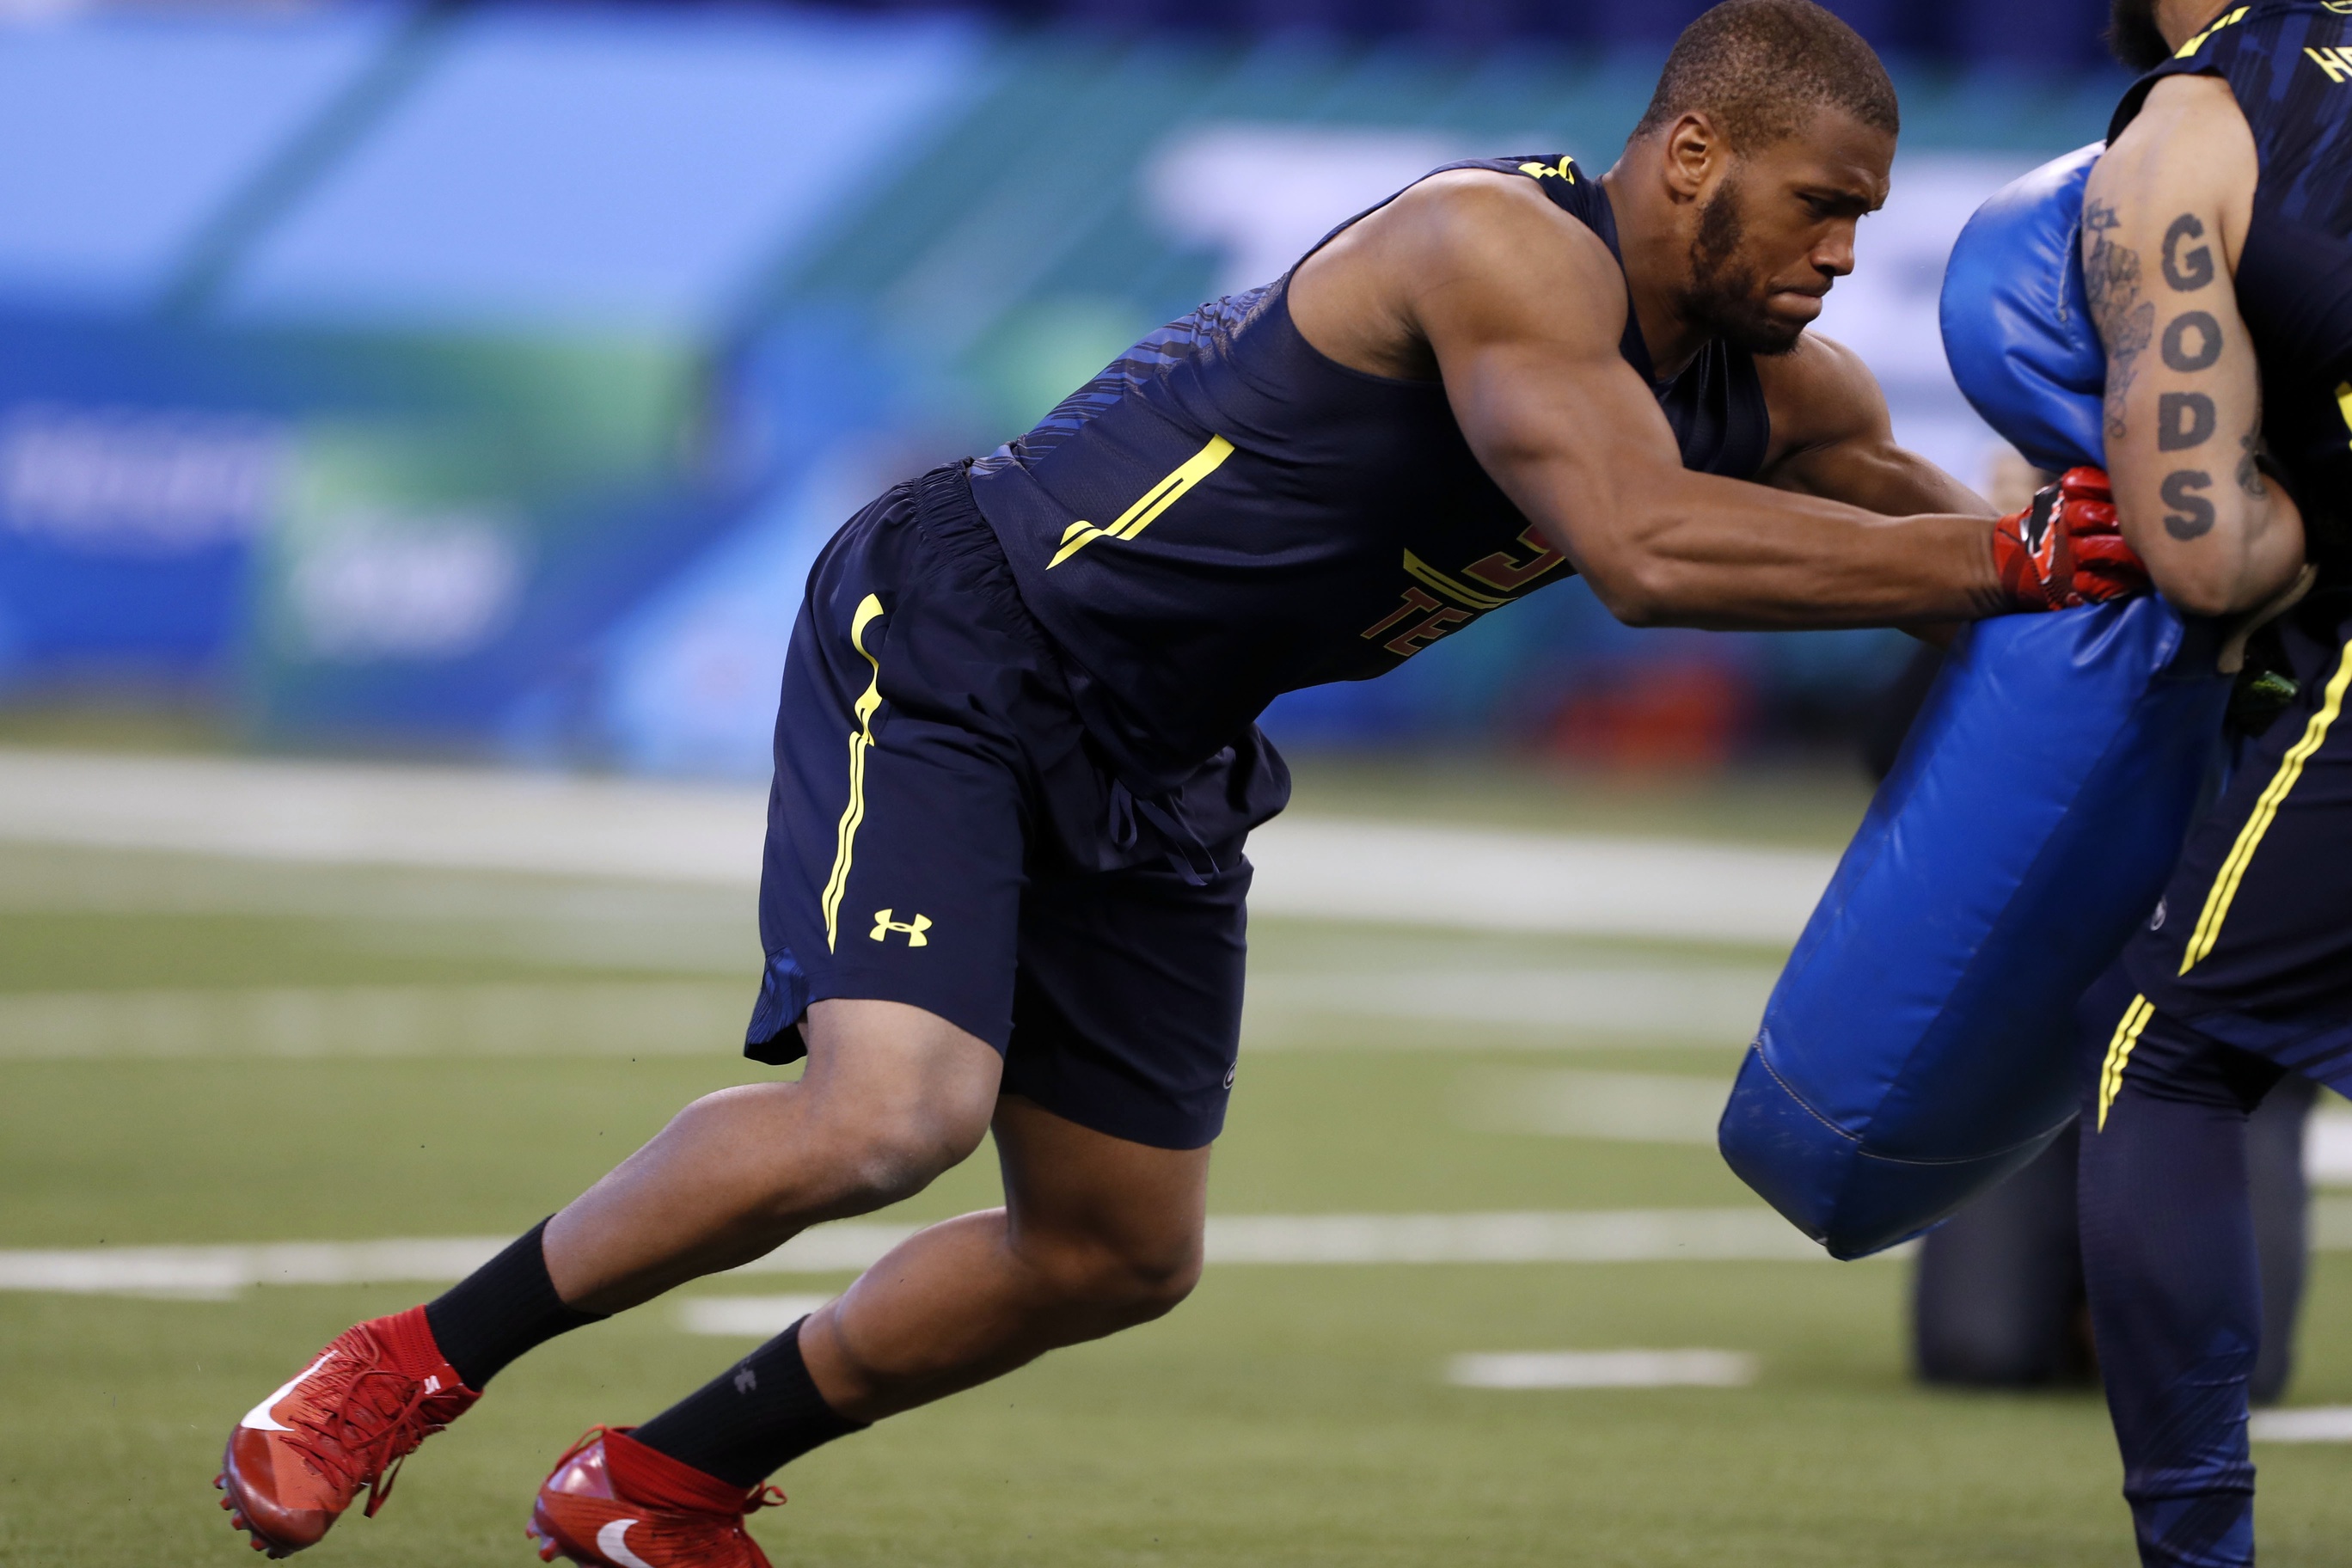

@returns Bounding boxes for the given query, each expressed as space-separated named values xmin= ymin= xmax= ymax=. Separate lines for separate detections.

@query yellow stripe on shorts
xmin=820 ymin=594 xmax=887 ymax=952
xmin=2097 ymin=993 xmax=2156 ymax=1131
xmin=2177 ymin=637 xmax=2352 ymax=976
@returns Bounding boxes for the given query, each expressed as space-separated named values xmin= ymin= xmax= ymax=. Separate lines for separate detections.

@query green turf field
xmin=4 ymin=761 xmax=2350 ymax=1566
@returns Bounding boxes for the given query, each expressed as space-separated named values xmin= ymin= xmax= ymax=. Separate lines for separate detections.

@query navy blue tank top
xmin=2112 ymin=3 xmax=2352 ymax=574
xmin=969 ymin=155 xmax=1771 ymax=786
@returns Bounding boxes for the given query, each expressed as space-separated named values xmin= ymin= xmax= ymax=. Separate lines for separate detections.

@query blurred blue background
xmin=0 ymin=0 xmax=2126 ymax=776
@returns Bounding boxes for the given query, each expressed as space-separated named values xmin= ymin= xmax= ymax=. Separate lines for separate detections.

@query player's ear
xmin=1661 ymin=111 xmax=1724 ymax=201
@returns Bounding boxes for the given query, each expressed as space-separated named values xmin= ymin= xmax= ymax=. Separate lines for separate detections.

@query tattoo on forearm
xmin=2161 ymin=469 xmax=2215 ymax=540
xmin=2085 ymin=200 xmax=2154 ymax=439
xmin=2162 ymin=311 xmax=2222 ymax=371
xmin=2159 ymin=391 xmax=2216 ymax=450
xmin=2238 ymin=432 xmax=2268 ymax=499
xmin=2161 ymin=214 xmax=2214 ymax=291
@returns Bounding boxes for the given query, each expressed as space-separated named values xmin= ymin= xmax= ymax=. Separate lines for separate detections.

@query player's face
xmin=2108 ymin=0 xmax=2171 ymax=70
xmin=1682 ymin=109 xmax=1891 ymax=358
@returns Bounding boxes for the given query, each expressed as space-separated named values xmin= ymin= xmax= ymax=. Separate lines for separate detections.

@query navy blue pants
xmin=2079 ymin=590 xmax=2352 ymax=1567
xmin=740 ymin=464 xmax=1287 ymax=1151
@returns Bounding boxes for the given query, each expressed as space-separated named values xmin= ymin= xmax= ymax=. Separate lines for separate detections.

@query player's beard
xmin=1681 ymin=174 xmax=1805 ymax=358
xmin=2106 ymin=0 xmax=2171 ymax=70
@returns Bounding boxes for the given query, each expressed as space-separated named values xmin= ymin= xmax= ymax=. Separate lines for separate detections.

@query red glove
xmin=1991 ymin=467 xmax=2149 ymax=611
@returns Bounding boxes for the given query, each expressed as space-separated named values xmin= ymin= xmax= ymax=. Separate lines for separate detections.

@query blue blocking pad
xmin=1939 ymin=142 xmax=2107 ymax=474
xmin=1720 ymin=603 xmax=2230 ymax=1259
xmin=1718 ymin=144 xmax=2234 ymax=1259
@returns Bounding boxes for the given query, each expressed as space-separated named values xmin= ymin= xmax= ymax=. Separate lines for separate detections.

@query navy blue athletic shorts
xmin=741 ymin=463 xmax=1289 ymax=1150
xmin=2098 ymin=587 xmax=2352 ymax=1093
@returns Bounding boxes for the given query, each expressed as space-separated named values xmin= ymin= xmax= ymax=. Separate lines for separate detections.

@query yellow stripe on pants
xmin=820 ymin=595 xmax=887 ymax=952
xmin=2177 ymin=637 xmax=2352 ymax=975
xmin=2097 ymin=992 xmax=2156 ymax=1130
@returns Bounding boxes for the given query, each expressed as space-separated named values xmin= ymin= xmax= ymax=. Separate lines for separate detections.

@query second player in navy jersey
xmin=2067 ymin=3 xmax=2352 ymax=1565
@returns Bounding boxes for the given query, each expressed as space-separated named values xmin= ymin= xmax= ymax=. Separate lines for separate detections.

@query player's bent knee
xmin=1025 ymin=1225 xmax=1204 ymax=1322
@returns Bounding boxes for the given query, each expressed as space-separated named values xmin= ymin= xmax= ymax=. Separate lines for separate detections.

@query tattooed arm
xmin=2083 ymin=74 xmax=2304 ymax=616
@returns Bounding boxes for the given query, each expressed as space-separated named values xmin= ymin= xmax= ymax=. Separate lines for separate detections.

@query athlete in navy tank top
xmin=206 ymin=15 xmax=2167 ymax=1556
xmin=2073 ymin=6 xmax=2352 ymax=1567
xmin=971 ymin=156 xmax=1772 ymax=785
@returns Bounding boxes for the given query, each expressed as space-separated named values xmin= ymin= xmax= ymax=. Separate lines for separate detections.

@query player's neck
xmin=2158 ymin=0 xmax=2231 ymax=49
xmin=1598 ymin=167 xmax=1713 ymax=383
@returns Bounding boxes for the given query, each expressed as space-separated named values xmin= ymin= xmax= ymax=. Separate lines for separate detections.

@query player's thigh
xmin=993 ymin=1094 xmax=1210 ymax=1292
xmin=752 ymin=583 xmax=1034 ymax=1059
xmin=1000 ymin=848 xmax=1252 ymax=1155
xmin=2122 ymin=608 xmax=2352 ymax=1078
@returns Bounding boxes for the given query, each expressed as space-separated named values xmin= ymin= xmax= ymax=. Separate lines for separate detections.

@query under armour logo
xmin=869 ymin=909 xmax=932 ymax=946
xmin=733 ymin=1364 xmax=757 ymax=1395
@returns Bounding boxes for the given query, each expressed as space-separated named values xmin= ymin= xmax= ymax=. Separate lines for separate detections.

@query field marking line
xmin=1447 ymin=1350 xmax=1757 ymax=1389
xmin=1244 ymin=965 xmax=1776 ymax=1042
xmin=2305 ymin=1110 xmax=2352 ymax=1186
xmin=0 ymin=967 xmax=1773 ymax=1059
xmin=1456 ymin=1069 xmax=1732 ymax=1144
xmin=0 ymin=982 xmax=755 ymax=1060
xmin=677 ymin=1295 xmax=833 ymax=1337
xmin=2250 ymin=1406 xmax=2352 ymax=1443
xmin=0 ymin=747 xmax=1833 ymax=942
xmin=0 ymin=1210 xmax=1876 ymax=1295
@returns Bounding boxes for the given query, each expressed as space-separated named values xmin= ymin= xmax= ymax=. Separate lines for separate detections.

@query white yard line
xmin=677 ymin=1295 xmax=834 ymax=1336
xmin=1447 ymin=1350 xmax=1757 ymax=1389
xmin=0 ymin=983 xmax=755 ymax=1059
xmin=1246 ymin=816 xmax=1832 ymax=945
xmin=2250 ymin=1406 xmax=2352 ymax=1442
xmin=0 ymin=748 xmax=1832 ymax=943
xmin=0 ymin=970 xmax=1772 ymax=1059
xmin=0 ymin=1210 xmax=1870 ymax=1295
xmin=1245 ymin=966 xmax=1776 ymax=1041
xmin=1456 ymin=1069 xmax=1732 ymax=1143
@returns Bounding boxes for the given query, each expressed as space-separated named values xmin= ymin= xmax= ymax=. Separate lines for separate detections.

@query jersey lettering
xmin=2306 ymin=44 xmax=2352 ymax=83
xmin=1382 ymin=607 xmax=1470 ymax=657
xmin=1358 ymin=531 xmax=1569 ymax=658
xmin=1461 ymin=524 xmax=1570 ymax=592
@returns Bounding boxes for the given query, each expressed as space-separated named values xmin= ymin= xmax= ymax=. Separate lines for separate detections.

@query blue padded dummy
xmin=1718 ymin=144 xmax=2234 ymax=1259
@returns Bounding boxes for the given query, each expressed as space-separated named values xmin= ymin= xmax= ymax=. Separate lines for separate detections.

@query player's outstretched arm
xmin=1400 ymin=175 xmax=2011 ymax=630
xmin=1756 ymin=334 xmax=1994 ymax=519
xmin=2085 ymin=73 xmax=2305 ymax=616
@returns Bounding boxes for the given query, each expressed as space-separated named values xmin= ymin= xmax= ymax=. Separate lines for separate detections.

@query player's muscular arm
xmin=1757 ymin=334 xmax=1995 ymax=518
xmin=2085 ymin=74 xmax=2305 ymax=616
xmin=1347 ymin=175 xmax=2006 ymax=628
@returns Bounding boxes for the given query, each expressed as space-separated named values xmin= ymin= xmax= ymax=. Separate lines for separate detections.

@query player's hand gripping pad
xmin=1717 ymin=147 xmax=2232 ymax=1259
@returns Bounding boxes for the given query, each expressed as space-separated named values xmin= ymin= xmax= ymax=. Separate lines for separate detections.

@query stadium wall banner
xmin=0 ymin=3 xmax=2128 ymax=765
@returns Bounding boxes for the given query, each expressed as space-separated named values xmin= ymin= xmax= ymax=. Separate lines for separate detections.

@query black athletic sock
xmin=423 ymin=1220 xmax=603 ymax=1389
xmin=633 ymin=1318 xmax=867 ymax=1488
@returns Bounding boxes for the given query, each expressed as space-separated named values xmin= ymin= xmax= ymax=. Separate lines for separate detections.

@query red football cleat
xmin=215 ymin=1306 xmax=479 ymax=1557
xmin=527 ymin=1427 xmax=785 ymax=1568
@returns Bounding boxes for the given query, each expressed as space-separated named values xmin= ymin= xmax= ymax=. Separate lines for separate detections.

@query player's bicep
xmin=2085 ymin=79 xmax=2264 ymax=564
xmin=1407 ymin=196 xmax=1692 ymax=594
xmin=1759 ymin=337 xmax=1994 ymax=517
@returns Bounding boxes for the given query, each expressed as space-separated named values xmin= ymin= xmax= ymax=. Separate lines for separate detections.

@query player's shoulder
xmin=1756 ymin=331 xmax=1887 ymax=450
xmin=1373 ymin=165 xmax=1620 ymax=285
xmin=2092 ymin=72 xmax=2256 ymax=242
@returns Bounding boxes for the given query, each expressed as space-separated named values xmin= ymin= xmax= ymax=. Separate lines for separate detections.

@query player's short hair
xmin=1631 ymin=0 xmax=1900 ymax=151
